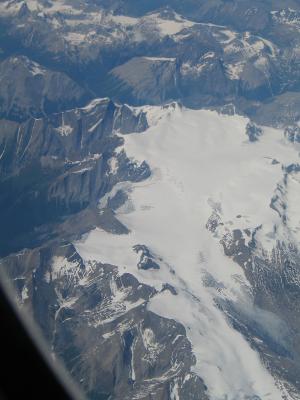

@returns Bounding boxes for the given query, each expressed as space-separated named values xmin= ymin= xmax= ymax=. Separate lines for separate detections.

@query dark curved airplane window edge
xmin=0 ymin=269 xmax=86 ymax=400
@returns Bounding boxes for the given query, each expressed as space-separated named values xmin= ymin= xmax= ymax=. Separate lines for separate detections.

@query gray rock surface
xmin=0 ymin=98 xmax=149 ymax=256
xmin=0 ymin=55 xmax=90 ymax=121
xmin=0 ymin=243 xmax=209 ymax=400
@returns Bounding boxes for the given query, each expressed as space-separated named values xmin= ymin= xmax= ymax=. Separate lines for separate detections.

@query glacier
xmin=75 ymin=104 xmax=299 ymax=400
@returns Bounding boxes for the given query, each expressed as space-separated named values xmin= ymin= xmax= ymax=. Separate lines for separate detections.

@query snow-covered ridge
xmin=271 ymin=8 xmax=300 ymax=28
xmin=0 ymin=0 xmax=24 ymax=16
xmin=75 ymin=105 xmax=299 ymax=399
xmin=0 ymin=0 xmax=280 ymax=90
xmin=1 ymin=0 xmax=277 ymax=71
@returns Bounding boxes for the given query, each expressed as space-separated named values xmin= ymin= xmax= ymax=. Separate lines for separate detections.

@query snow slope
xmin=75 ymin=105 xmax=299 ymax=400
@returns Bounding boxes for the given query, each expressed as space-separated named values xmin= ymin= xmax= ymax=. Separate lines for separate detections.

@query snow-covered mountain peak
xmin=75 ymin=106 xmax=299 ymax=399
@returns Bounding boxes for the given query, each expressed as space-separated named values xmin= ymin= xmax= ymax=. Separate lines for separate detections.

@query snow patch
xmin=107 ymin=156 xmax=119 ymax=175
xmin=143 ymin=56 xmax=176 ymax=62
xmin=21 ymin=286 xmax=29 ymax=302
xmin=51 ymin=256 xmax=78 ymax=280
xmin=148 ymin=12 xmax=195 ymax=36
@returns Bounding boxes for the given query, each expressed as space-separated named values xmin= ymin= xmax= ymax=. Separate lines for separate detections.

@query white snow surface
xmin=75 ymin=105 xmax=300 ymax=400
xmin=0 ymin=1 xmax=24 ymax=16
xmin=152 ymin=13 xmax=195 ymax=36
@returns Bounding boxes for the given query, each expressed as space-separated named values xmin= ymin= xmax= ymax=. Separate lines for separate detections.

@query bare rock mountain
xmin=0 ymin=55 xmax=91 ymax=121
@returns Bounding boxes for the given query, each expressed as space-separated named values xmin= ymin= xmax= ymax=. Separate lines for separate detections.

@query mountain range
xmin=0 ymin=1 xmax=300 ymax=399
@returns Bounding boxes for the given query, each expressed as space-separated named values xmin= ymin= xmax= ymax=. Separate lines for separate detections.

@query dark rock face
xmin=252 ymin=92 xmax=300 ymax=127
xmin=221 ymin=237 xmax=300 ymax=396
xmin=285 ymin=125 xmax=300 ymax=143
xmin=246 ymin=122 xmax=263 ymax=142
xmin=0 ymin=56 xmax=90 ymax=121
xmin=133 ymin=245 xmax=161 ymax=270
xmin=0 ymin=98 xmax=149 ymax=256
xmin=0 ymin=244 xmax=209 ymax=400
xmin=109 ymin=57 xmax=179 ymax=105
xmin=205 ymin=203 xmax=300 ymax=396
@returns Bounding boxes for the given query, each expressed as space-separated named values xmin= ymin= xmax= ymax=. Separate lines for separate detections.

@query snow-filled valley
xmin=75 ymin=105 xmax=300 ymax=400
